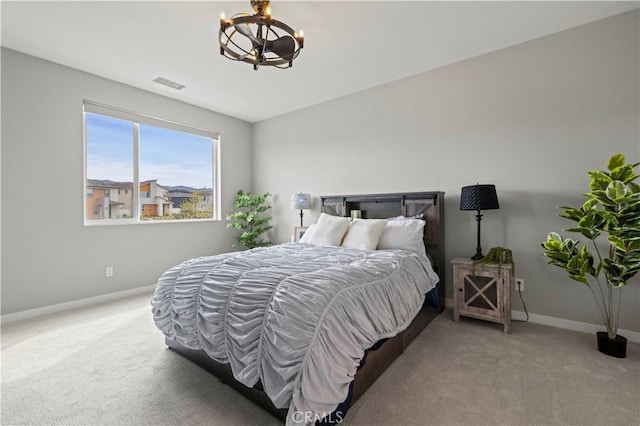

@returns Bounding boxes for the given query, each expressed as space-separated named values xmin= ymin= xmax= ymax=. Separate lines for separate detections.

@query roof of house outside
xmin=88 ymin=179 xmax=211 ymax=194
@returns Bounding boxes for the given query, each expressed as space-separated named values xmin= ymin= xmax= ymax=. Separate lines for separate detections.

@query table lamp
xmin=460 ymin=184 xmax=499 ymax=260
xmin=291 ymin=193 xmax=312 ymax=227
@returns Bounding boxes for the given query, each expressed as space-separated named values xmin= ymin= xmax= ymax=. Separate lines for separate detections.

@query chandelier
xmin=219 ymin=0 xmax=304 ymax=71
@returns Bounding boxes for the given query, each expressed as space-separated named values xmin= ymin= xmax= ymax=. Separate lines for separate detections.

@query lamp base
xmin=471 ymin=211 xmax=484 ymax=261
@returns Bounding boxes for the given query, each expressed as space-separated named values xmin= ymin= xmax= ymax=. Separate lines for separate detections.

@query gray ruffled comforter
xmin=151 ymin=243 xmax=439 ymax=424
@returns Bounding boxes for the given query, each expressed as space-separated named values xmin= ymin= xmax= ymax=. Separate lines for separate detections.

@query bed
xmin=151 ymin=191 xmax=445 ymax=424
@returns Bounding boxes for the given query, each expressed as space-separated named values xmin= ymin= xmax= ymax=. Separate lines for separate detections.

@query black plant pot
xmin=596 ymin=331 xmax=627 ymax=358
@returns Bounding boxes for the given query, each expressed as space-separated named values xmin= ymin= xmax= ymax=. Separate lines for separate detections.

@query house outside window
xmin=83 ymin=101 xmax=220 ymax=225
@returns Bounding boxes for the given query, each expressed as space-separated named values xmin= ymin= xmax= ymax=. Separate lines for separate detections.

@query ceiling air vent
xmin=153 ymin=77 xmax=186 ymax=90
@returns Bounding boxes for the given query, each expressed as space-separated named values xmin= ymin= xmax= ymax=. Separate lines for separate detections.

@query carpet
xmin=2 ymin=293 xmax=638 ymax=425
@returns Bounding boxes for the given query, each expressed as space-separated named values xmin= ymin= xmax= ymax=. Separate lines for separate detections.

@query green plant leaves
xmin=564 ymin=209 xmax=606 ymax=239
xmin=605 ymin=181 xmax=629 ymax=203
xmin=541 ymin=233 xmax=594 ymax=285
xmin=607 ymin=235 xmax=627 ymax=251
xmin=607 ymin=153 xmax=625 ymax=171
xmin=588 ymin=171 xmax=612 ymax=191
xmin=541 ymin=153 xmax=640 ymax=334
xmin=610 ymin=166 xmax=638 ymax=183
xmin=226 ymin=190 xmax=273 ymax=249
xmin=560 ymin=206 xmax=584 ymax=222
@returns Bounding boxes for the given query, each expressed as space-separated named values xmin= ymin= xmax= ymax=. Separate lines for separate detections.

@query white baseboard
xmin=445 ymin=298 xmax=640 ymax=343
xmin=1 ymin=285 xmax=155 ymax=324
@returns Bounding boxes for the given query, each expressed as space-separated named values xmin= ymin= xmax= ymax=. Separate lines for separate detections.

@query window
xmin=84 ymin=101 xmax=220 ymax=225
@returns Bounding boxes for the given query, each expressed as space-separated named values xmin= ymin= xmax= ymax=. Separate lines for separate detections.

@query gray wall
xmin=252 ymin=11 xmax=640 ymax=332
xmin=1 ymin=48 xmax=253 ymax=314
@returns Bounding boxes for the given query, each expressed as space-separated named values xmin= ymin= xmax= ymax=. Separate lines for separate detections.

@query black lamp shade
xmin=460 ymin=184 xmax=499 ymax=211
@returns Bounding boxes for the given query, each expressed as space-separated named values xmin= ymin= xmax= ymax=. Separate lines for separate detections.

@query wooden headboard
xmin=320 ymin=191 xmax=445 ymax=309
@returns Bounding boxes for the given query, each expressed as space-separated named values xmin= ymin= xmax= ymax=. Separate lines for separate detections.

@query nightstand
xmin=452 ymin=257 xmax=512 ymax=333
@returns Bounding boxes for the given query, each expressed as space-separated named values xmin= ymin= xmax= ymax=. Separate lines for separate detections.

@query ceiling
xmin=2 ymin=1 xmax=638 ymax=123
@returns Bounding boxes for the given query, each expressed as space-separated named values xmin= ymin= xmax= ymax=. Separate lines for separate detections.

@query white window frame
xmin=83 ymin=100 xmax=221 ymax=226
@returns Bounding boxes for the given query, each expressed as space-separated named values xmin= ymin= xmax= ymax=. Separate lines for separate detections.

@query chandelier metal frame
xmin=219 ymin=0 xmax=304 ymax=71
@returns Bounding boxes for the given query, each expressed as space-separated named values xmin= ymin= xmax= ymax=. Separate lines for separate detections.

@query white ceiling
xmin=2 ymin=1 xmax=638 ymax=123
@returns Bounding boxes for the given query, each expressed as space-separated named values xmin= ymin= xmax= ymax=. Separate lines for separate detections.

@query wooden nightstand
xmin=452 ymin=257 xmax=512 ymax=333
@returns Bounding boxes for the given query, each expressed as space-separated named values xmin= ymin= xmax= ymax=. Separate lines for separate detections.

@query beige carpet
xmin=1 ymin=292 xmax=638 ymax=426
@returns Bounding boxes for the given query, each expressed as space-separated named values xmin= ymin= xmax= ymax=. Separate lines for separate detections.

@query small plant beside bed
xmin=227 ymin=190 xmax=273 ymax=249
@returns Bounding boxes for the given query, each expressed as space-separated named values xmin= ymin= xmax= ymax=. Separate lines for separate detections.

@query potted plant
xmin=541 ymin=153 xmax=640 ymax=358
xmin=473 ymin=247 xmax=515 ymax=274
xmin=227 ymin=190 xmax=273 ymax=249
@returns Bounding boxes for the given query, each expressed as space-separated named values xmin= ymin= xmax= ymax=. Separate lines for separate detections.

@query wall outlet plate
xmin=515 ymin=278 xmax=524 ymax=291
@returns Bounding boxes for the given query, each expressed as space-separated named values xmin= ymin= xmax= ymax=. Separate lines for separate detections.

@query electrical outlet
xmin=515 ymin=278 xmax=524 ymax=292
xmin=105 ymin=266 xmax=114 ymax=278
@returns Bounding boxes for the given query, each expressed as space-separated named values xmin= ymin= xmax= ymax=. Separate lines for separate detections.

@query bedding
xmin=304 ymin=212 xmax=350 ymax=246
xmin=151 ymin=243 xmax=439 ymax=425
xmin=377 ymin=217 xmax=427 ymax=255
xmin=340 ymin=218 xmax=387 ymax=251
xmin=298 ymin=224 xmax=316 ymax=243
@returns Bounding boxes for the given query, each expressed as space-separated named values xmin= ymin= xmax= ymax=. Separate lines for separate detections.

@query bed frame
xmin=166 ymin=191 xmax=445 ymax=421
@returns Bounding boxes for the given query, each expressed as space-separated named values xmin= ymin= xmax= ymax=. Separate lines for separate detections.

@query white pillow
xmin=341 ymin=219 xmax=388 ymax=251
xmin=306 ymin=213 xmax=350 ymax=247
xmin=377 ymin=218 xmax=426 ymax=255
xmin=298 ymin=224 xmax=316 ymax=243
xmin=391 ymin=214 xmax=424 ymax=220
